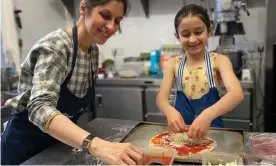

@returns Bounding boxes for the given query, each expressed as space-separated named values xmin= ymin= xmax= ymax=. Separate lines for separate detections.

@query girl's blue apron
xmin=174 ymin=50 xmax=224 ymax=128
xmin=1 ymin=25 xmax=96 ymax=165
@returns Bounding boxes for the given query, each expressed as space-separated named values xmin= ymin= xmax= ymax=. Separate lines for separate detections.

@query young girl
xmin=156 ymin=4 xmax=244 ymax=140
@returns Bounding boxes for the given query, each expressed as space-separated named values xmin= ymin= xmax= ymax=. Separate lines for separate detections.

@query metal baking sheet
xmin=120 ymin=122 xmax=244 ymax=163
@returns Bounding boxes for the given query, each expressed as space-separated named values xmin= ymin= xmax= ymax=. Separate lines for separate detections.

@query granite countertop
xmin=22 ymin=118 xmax=275 ymax=165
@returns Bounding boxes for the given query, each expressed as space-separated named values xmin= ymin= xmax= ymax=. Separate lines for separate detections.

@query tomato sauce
xmin=152 ymin=138 xmax=161 ymax=145
xmin=174 ymin=140 xmax=213 ymax=155
xmin=156 ymin=132 xmax=170 ymax=138
xmin=174 ymin=146 xmax=205 ymax=155
xmin=152 ymin=132 xmax=171 ymax=145
xmin=143 ymin=155 xmax=172 ymax=165
xmin=152 ymin=132 xmax=214 ymax=156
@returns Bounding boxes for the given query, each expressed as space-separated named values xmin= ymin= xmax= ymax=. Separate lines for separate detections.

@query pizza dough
xmin=149 ymin=131 xmax=217 ymax=161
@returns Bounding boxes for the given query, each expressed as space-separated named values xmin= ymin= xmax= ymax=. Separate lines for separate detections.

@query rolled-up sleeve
xmin=27 ymin=45 xmax=68 ymax=133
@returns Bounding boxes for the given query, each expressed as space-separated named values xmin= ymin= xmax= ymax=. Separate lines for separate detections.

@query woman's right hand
xmin=89 ymin=137 xmax=144 ymax=165
xmin=165 ymin=106 xmax=188 ymax=133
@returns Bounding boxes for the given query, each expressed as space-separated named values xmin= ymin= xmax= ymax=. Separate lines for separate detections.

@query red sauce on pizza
xmin=152 ymin=138 xmax=161 ymax=145
xmin=151 ymin=132 xmax=171 ymax=145
xmin=174 ymin=145 xmax=206 ymax=155
xmin=143 ymin=155 xmax=172 ymax=165
xmin=151 ymin=132 xmax=214 ymax=156
xmin=173 ymin=140 xmax=213 ymax=155
xmin=156 ymin=132 xmax=170 ymax=138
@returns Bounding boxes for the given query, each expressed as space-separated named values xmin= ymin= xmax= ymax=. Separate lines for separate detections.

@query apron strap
xmin=205 ymin=49 xmax=215 ymax=88
xmin=177 ymin=55 xmax=186 ymax=91
xmin=63 ymin=25 xmax=78 ymax=85
xmin=177 ymin=49 xmax=215 ymax=91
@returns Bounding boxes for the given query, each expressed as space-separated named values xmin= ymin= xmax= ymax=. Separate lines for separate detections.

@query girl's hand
xmin=187 ymin=113 xmax=212 ymax=139
xmin=165 ymin=106 xmax=189 ymax=133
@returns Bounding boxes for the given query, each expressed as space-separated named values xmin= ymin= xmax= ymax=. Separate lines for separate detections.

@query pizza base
xmin=149 ymin=131 xmax=217 ymax=162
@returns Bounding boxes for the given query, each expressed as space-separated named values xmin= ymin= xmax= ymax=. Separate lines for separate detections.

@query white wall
xmin=98 ymin=0 xmax=184 ymax=62
xmin=98 ymin=0 xmax=266 ymax=63
xmin=17 ymin=0 xmax=266 ymax=64
xmin=15 ymin=0 xmax=74 ymax=60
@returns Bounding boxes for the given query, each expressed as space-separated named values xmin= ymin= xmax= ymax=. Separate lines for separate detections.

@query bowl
xmin=249 ymin=133 xmax=276 ymax=162
xmin=142 ymin=147 xmax=176 ymax=165
xmin=201 ymin=152 xmax=244 ymax=166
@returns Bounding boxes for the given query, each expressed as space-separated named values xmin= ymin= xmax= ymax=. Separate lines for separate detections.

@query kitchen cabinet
xmin=144 ymin=87 xmax=253 ymax=131
xmin=220 ymin=90 xmax=252 ymax=120
xmin=93 ymin=78 xmax=254 ymax=131
xmin=95 ymin=86 xmax=144 ymax=121
xmin=223 ymin=118 xmax=251 ymax=131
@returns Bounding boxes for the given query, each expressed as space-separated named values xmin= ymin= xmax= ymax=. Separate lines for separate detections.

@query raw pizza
xmin=149 ymin=131 xmax=217 ymax=157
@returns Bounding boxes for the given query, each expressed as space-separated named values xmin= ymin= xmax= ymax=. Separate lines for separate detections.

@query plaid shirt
xmin=5 ymin=28 xmax=99 ymax=132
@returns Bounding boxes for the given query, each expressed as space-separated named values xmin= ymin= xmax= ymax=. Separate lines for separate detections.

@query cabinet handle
xmin=144 ymin=81 xmax=153 ymax=84
xmin=145 ymin=112 xmax=165 ymax=118
xmin=96 ymin=94 xmax=103 ymax=108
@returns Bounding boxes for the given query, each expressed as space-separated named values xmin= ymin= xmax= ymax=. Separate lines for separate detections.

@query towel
xmin=1 ymin=0 xmax=21 ymax=75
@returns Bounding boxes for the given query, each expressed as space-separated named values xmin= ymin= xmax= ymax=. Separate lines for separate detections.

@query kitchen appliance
xmin=212 ymin=0 xmax=250 ymax=78
xmin=215 ymin=38 xmax=244 ymax=77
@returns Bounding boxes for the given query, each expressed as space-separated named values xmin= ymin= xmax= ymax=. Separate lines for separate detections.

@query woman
xmin=156 ymin=4 xmax=244 ymax=140
xmin=1 ymin=0 xmax=143 ymax=165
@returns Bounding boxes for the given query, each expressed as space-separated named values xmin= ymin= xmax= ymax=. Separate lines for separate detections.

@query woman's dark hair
xmin=174 ymin=4 xmax=211 ymax=34
xmin=84 ymin=0 xmax=130 ymax=16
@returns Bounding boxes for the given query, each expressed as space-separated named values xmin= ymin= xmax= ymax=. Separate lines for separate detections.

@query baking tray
xmin=120 ymin=122 xmax=244 ymax=163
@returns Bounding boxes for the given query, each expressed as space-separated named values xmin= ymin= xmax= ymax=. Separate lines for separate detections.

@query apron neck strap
xmin=205 ymin=49 xmax=216 ymax=88
xmin=63 ymin=24 xmax=79 ymax=85
xmin=177 ymin=49 xmax=215 ymax=91
xmin=177 ymin=55 xmax=186 ymax=91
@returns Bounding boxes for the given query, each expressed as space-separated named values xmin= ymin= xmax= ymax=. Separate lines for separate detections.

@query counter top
xmin=22 ymin=118 xmax=274 ymax=165
xmin=96 ymin=76 xmax=254 ymax=89
xmin=22 ymin=118 xmax=139 ymax=165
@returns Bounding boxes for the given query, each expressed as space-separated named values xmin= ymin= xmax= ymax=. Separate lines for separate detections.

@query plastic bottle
xmin=150 ymin=50 xmax=157 ymax=74
xmin=155 ymin=49 xmax=163 ymax=77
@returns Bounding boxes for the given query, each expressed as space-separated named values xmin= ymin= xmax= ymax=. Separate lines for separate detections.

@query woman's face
xmin=81 ymin=0 xmax=124 ymax=45
xmin=176 ymin=15 xmax=211 ymax=56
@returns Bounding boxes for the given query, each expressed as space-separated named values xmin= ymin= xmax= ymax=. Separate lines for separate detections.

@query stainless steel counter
xmin=22 ymin=118 xmax=275 ymax=165
xmin=96 ymin=76 xmax=254 ymax=89
xmin=22 ymin=118 xmax=139 ymax=165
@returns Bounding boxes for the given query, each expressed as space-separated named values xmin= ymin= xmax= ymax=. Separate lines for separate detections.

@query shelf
xmin=141 ymin=0 xmax=149 ymax=18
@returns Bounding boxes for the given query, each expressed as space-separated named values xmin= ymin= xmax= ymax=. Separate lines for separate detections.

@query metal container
xmin=202 ymin=152 xmax=244 ymax=165
xmin=215 ymin=44 xmax=244 ymax=77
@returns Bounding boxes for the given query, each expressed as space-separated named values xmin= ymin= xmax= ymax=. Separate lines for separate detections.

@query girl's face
xmin=80 ymin=0 xmax=124 ymax=45
xmin=176 ymin=15 xmax=211 ymax=56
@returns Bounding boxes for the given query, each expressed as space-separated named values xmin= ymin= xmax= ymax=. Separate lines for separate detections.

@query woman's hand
xmin=187 ymin=112 xmax=212 ymax=139
xmin=89 ymin=137 xmax=144 ymax=165
xmin=165 ymin=106 xmax=189 ymax=133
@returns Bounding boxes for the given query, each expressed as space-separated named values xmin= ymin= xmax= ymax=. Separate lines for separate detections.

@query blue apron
xmin=1 ymin=25 xmax=96 ymax=165
xmin=174 ymin=50 xmax=224 ymax=128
